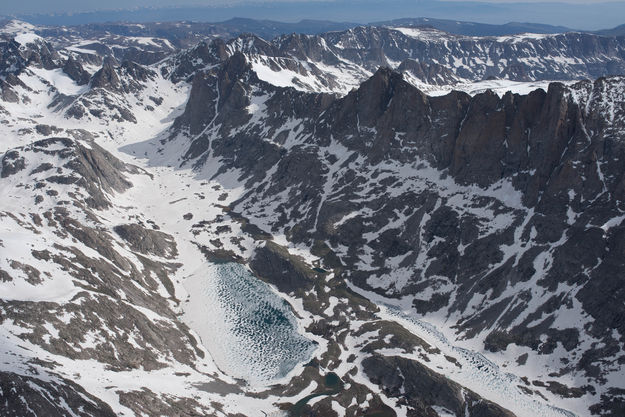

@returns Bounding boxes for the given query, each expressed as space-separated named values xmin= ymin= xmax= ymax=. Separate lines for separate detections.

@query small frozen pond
xmin=182 ymin=262 xmax=316 ymax=385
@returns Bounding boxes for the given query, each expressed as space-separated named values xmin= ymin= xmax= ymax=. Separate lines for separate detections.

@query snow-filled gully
xmin=347 ymin=284 xmax=578 ymax=417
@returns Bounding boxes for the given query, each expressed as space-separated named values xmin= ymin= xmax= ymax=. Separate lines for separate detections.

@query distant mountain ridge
xmin=1 ymin=16 xmax=565 ymax=41
xmin=3 ymin=15 xmax=625 ymax=54
xmin=595 ymin=23 xmax=625 ymax=37
xmin=375 ymin=17 xmax=573 ymax=36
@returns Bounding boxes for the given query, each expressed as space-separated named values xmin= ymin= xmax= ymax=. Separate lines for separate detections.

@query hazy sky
xmin=1 ymin=0 xmax=623 ymax=30
xmin=0 ymin=0 xmax=619 ymax=14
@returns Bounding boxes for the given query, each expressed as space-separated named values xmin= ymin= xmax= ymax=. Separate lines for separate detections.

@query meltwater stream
xmin=182 ymin=262 xmax=316 ymax=385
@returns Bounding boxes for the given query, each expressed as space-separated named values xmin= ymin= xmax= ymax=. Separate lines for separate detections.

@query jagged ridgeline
xmin=0 ymin=18 xmax=624 ymax=417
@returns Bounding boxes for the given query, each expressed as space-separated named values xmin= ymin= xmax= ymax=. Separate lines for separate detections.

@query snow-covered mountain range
xmin=1 ymin=18 xmax=624 ymax=417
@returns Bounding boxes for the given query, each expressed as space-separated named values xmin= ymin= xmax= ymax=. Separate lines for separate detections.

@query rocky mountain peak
xmin=173 ymin=52 xmax=255 ymax=139
xmin=275 ymin=32 xmax=339 ymax=64
xmin=62 ymin=56 xmax=90 ymax=85
xmin=219 ymin=50 xmax=250 ymax=82
xmin=165 ymin=38 xmax=231 ymax=83
xmin=344 ymin=67 xmax=410 ymax=123
xmin=322 ymin=67 xmax=432 ymax=162
xmin=0 ymin=35 xmax=61 ymax=76
xmin=229 ymin=33 xmax=277 ymax=56
xmin=89 ymin=57 xmax=122 ymax=92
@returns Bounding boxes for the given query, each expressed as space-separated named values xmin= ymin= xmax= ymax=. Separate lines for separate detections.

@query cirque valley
xmin=1 ymin=14 xmax=625 ymax=417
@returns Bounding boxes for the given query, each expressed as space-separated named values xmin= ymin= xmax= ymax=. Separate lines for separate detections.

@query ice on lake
xmin=183 ymin=262 xmax=316 ymax=385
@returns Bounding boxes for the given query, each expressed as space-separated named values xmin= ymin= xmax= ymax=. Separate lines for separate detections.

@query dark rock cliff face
xmin=90 ymin=57 xmax=123 ymax=92
xmin=169 ymin=54 xmax=625 ymax=414
xmin=166 ymin=39 xmax=230 ymax=83
xmin=0 ymin=36 xmax=64 ymax=100
xmin=363 ymin=355 xmax=516 ymax=417
xmin=173 ymin=52 xmax=254 ymax=137
xmin=114 ymin=224 xmax=178 ymax=258
xmin=0 ymin=371 xmax=116 ymax=417
xmin=89 ymin=57 xmax=157 ymax=95
xmin=0 ymin=137 xmax=139 ymax=209
xmin=315 ymin=69 xmax=625 ymax=210
xmin=397 ymin=59 xmax=461 ymax=85
xmin=0 ymin=36 xmax=61 ymax=74
xmin=62 ymin=56 xmax=90 ymax=85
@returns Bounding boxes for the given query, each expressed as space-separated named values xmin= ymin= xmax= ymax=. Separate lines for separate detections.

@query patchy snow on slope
xmin=350 ymin=285 xmax=578 ymax=417
xmin=251 ymin=58 xmax=301 ymax=89
xmin=1 ymin=20 xmax=38 ymax=35
xmin=404 ymin=76 xmax=566 ymax=97
xmin=392 ymin=27 xmax=451 ymax=42
xmin=14 ymin=32 xmax=44 ymax=45
xmin=28 ymin=67 xmax=89 ymax=96
xmin=495 ymin=33 xmax=557 ymax=43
